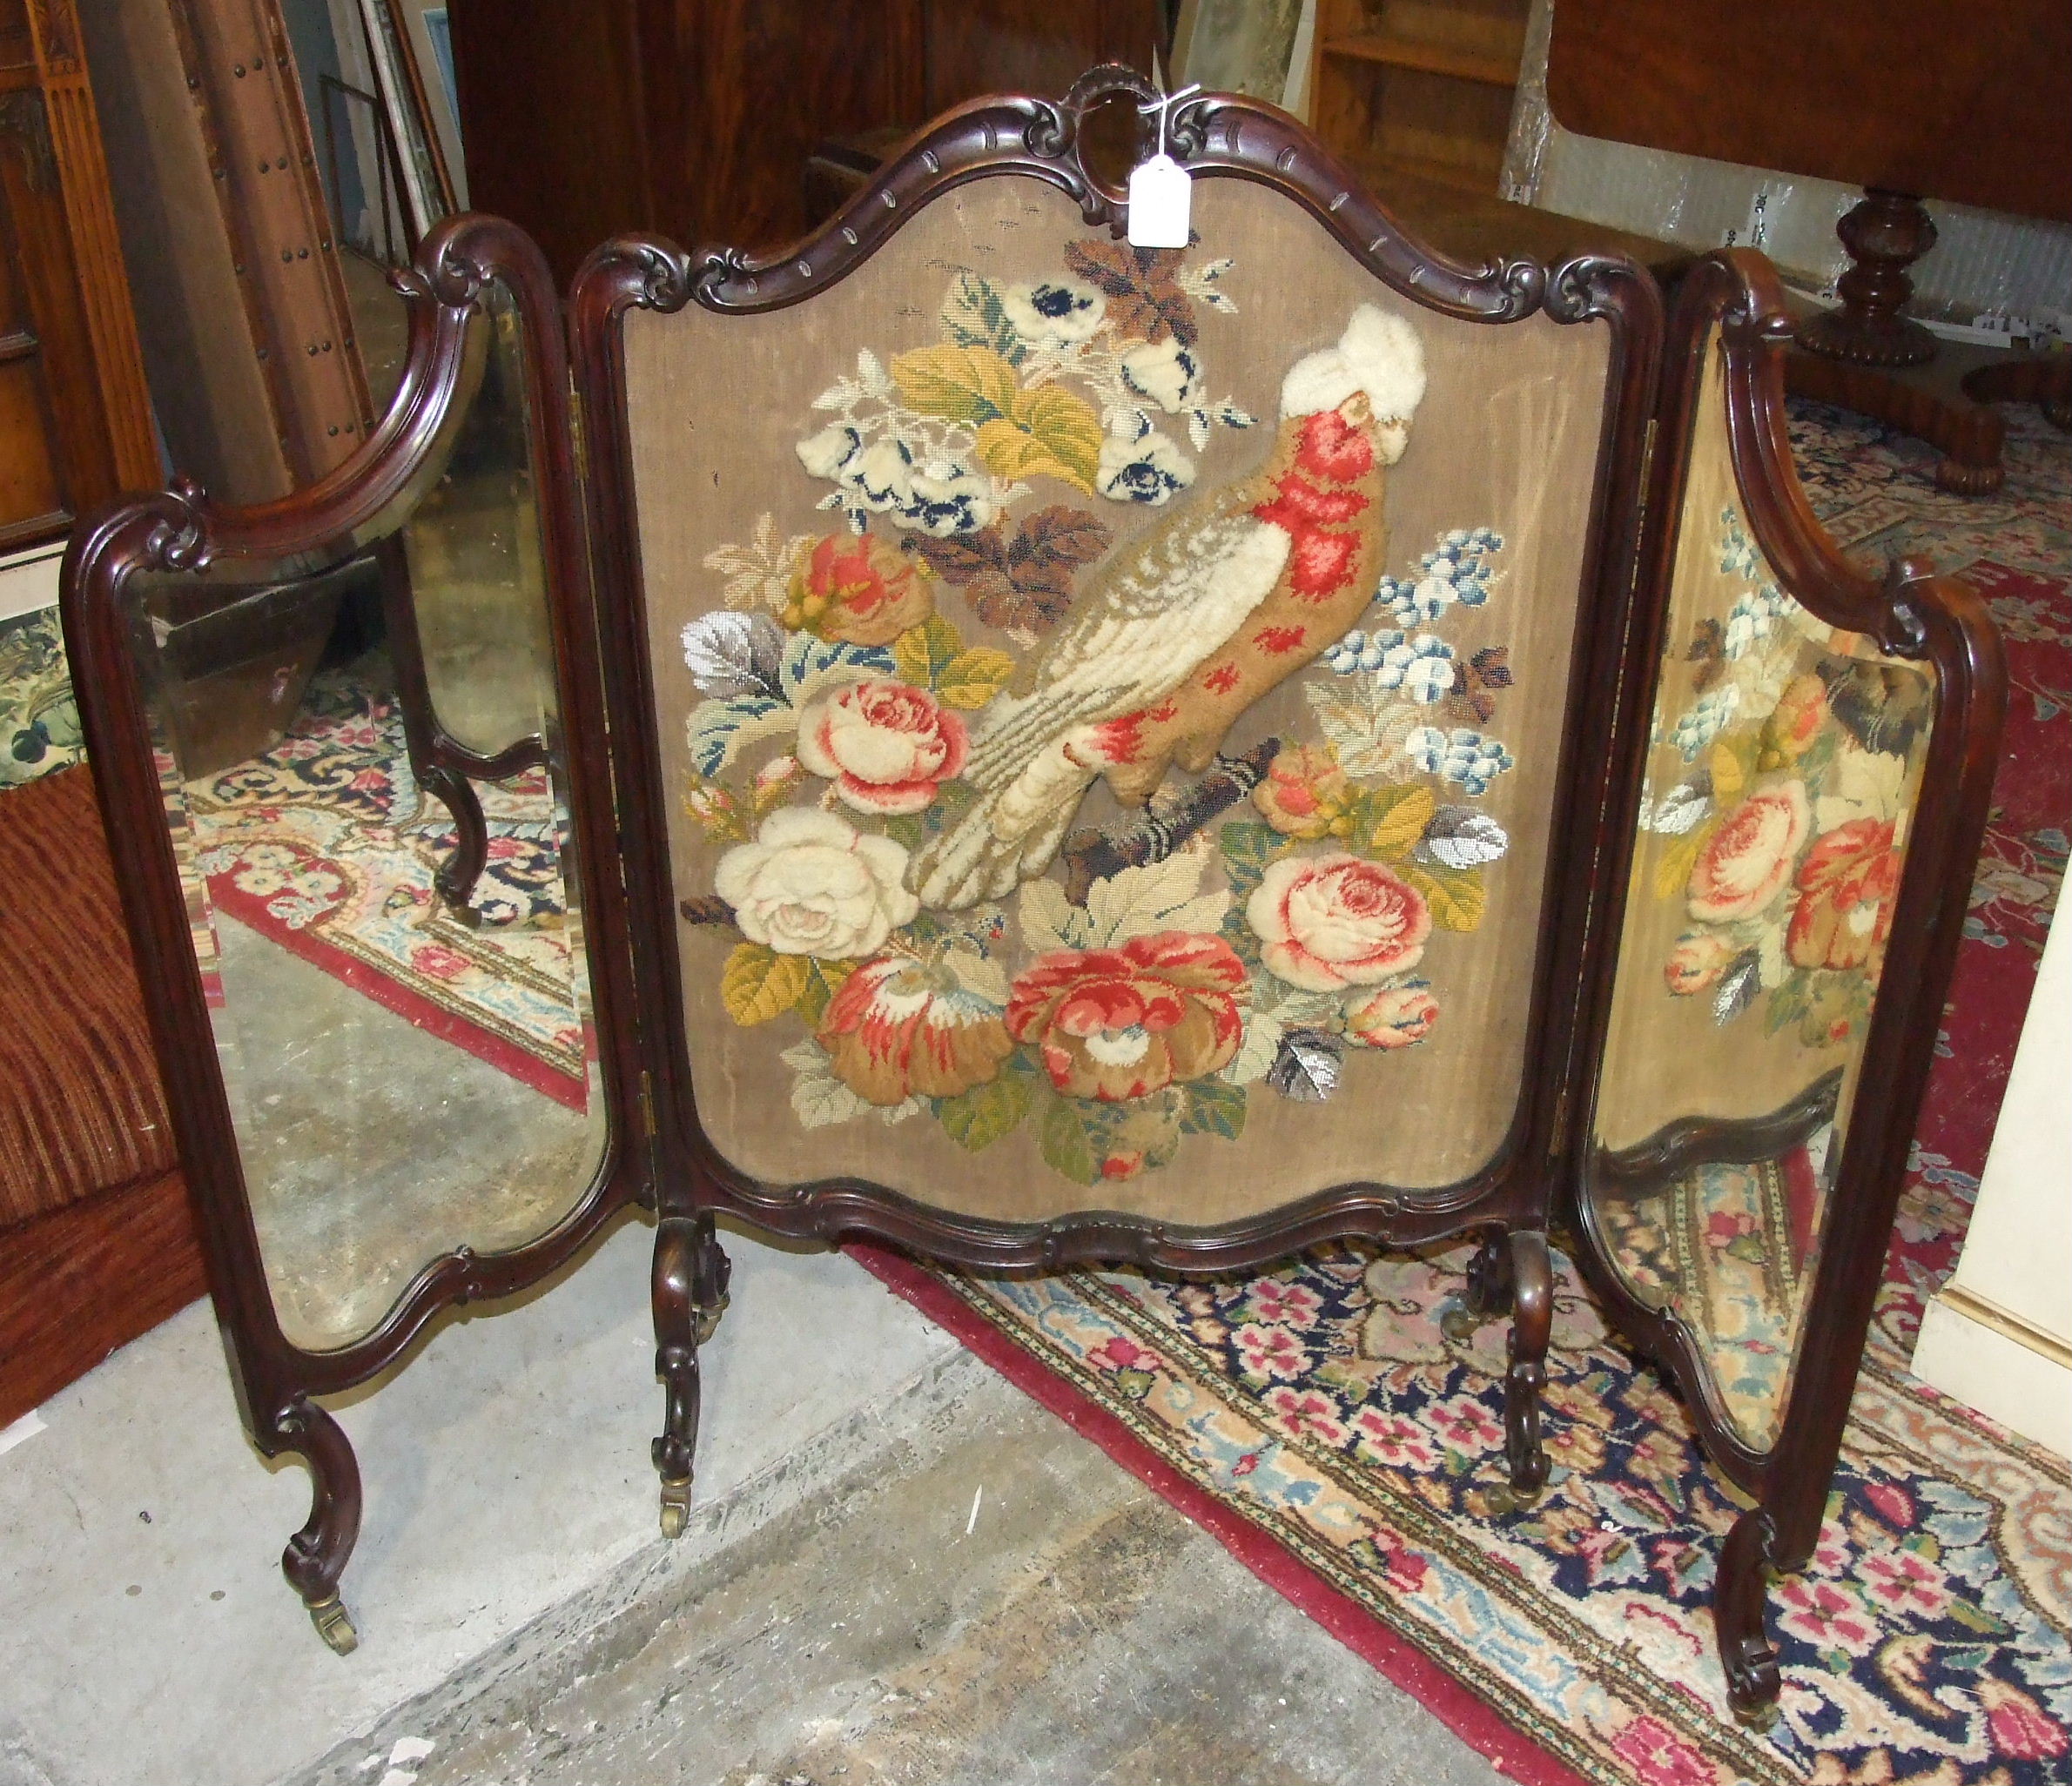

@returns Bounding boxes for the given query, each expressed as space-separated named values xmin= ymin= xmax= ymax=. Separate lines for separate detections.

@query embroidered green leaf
xmin=937 ymin=1068 xmax=1032 ymax=1152
xmin=881 ymin=812 xmax=930 ymax=851
xmin=1762 ymin=967 xmax=1815 ymax=1037
xmin=722 ymin=942 xmax=811 ymax=1025
xmin=1402 ymin=861 xmax=1487 ymax=932
xmin=939 ymin=272 xmax=1023 ymax=363
xmin=937 ymin=645 xmax=1016 ymax=709
xmin=1217 ymin=820 xmax=1288 ymax=899
xmin=793 ymin=957 xmax=856 ymax=1030
xmin=1354 ymin=783 xmax=1436 ymax=861
xmin=1654 ymin=816 xmax=1719 ymax=902
xmin=892 ymin=614 xmax=966 ymax=689
xmin=1709 ymin=728 xmax=1762 ymax=800
xmin=1179 ymin=1078 xmax=1248 ymax=1139
xmin=890 ymin=343 xmax=1019 ymax=426
xmin=1038 ymin=1094 xmax=1100 ymax=1185
xmin=973 ymin=386 xmax=1103 ymax=493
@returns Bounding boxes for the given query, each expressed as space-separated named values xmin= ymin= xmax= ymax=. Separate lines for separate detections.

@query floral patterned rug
xmin=857 ymin=399 xmax=2072 ymax=1786
xmin=185 ymin=654 xmax=589 ymax=1108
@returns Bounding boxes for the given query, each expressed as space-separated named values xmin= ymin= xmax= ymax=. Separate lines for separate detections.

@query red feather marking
xmin=1203 ymin=663 xmax=1241 ymax=694
xmin=1288 ymin=530 xmax=1358 ymax=598
xmin=1253 ymin=624 xmax=1307 ymax=655
xmin=1295 ymin=410 xmax=1375 ymax=482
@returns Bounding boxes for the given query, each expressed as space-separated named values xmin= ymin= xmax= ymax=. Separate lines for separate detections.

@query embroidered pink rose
xmin=1344 ymin=982 xmax=1438 ymax=1049
xmin=796 ymin=678 xmax=970 ymax=816
xmin=1248 ymin=853 xmax=1431 ymax=992
xmin=1663 ymin=930 xmax=1734 ymax=996
xmin=1686 ymin=782 xmax=1811 ymax=923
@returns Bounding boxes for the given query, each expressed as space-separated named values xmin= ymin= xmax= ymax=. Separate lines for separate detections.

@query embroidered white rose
xmin=713 ymin=809 xmax=918 ymax=958
xmin=1248 ymin=852 xmax=1433 ymax=992
xmin=796 ymin=678 xmax=969 ymax=816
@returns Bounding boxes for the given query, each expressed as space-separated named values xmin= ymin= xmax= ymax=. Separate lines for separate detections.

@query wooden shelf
xmin=1321 ymin=31 xmax=1517 ymax=88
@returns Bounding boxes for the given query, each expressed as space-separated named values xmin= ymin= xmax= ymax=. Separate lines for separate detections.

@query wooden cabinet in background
xmin=447 ymin=0 xmax=1165 ymax=291
xmin=1308 ymin=0 xmax=1529 ymax=196
xmin=0 ymin=0 xmax=157 ymax=552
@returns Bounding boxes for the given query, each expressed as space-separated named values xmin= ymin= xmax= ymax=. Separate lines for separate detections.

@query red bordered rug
xmin=852 ymin=400 xmax=2072 ymax=1786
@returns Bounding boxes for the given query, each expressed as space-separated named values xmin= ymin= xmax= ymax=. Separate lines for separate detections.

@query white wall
xmin=1913 ymin=908 xmax=2072 ymax=1459
xmin=0 ymin=544 xmax=64 ymax=625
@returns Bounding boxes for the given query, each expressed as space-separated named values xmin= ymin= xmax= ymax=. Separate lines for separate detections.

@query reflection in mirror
xmin=120 ymin=292 xmax=605 ymax=1353
xmin=1584 ymin=333 xmax=1936 ymax=1451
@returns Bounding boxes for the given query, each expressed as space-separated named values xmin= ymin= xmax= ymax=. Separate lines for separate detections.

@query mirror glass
xmin=121 ymin=285 xmax=606 ymax=1352
xmin=1582 ymin=333 xmax=1935 ymax=1450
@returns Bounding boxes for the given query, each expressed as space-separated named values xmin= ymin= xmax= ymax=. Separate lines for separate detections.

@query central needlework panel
xmin=624 ymin=177 xmax=1612 ymax=1225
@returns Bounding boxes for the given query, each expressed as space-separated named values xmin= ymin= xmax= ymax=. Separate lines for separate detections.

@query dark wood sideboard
xmin=446 ymin=0 xmax=1167 ymax=287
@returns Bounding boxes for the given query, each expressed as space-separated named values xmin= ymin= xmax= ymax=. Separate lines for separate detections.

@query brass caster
xmin=308 ymin=1595 xmax=359 ymax=1655
xmin=1438 ymin=1301 xmax=1480 ymax=1344
xmin=693 ymin=1292 xmax=731 ymax=1347
xmin=1486 ymin=1482 xmax=1544 ymax=1517
xmin=659 ymin=1478 xmax=691 ymax=1540
xmin=1732 ymin=1698 xmax=1781 ymax=1733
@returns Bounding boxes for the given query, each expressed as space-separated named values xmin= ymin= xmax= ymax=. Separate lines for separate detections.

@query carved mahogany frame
xmin=568 ymin=69 xmax=1662 ymax=1521
xmin=1564 ymin=251 xmax=2007 ymax=1719
xmin=60 ymin=216 xmax=645 ymax=1653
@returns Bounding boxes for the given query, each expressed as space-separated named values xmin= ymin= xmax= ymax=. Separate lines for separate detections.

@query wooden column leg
xmin=1498 ymin=1229 xmax=1552 ymax=1509
xmin=651 ymin=1212 xmax=731 ymax=1540
xmin=1717 ymin=1508 xmax=1783 ymax=1726
xmin=272 ymin=1397 xmax=364 ymax=1654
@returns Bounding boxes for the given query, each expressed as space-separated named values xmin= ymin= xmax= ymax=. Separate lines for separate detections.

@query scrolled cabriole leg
xmin=653 ymin=1213 xmax=726 ymax=1540
xmin=272 ymin=1397 xmax=364 ymax=1655
xmin=1718 ymin=1508 xmax=1783 ymax=1727
xmin=693 ymin=1216 xmax=733 ymax=1346
xmin=423 ymin=762 xmax=491 ymax=925
xmin=1491 ymin=1228 xmax=1552 ymax=1514
xmin=1441 ymin=1227 xmax=1516 ymax=1341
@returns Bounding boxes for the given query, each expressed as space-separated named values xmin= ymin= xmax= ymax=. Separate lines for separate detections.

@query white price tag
xmin=1128 ymin=152 xmax=1193 ymax=249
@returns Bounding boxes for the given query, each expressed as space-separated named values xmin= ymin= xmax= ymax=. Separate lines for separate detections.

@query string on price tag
xmin=1128 ymin=81 xmax=1201 ymax=250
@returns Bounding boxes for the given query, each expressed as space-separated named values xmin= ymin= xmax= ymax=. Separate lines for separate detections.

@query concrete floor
xmin=0 ymin=1212 xmax=1505 ymax=1786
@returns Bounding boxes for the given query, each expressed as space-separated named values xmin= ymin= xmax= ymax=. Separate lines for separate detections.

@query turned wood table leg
xmin=1796 ymin=188 xmax=1938 ymax=368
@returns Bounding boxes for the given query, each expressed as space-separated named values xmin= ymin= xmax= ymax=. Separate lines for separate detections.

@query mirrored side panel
xmin=1583 ymin=329 xmax=1937 ymax=1452
xmin=118 ymin=292 xmax=606 ymax=1353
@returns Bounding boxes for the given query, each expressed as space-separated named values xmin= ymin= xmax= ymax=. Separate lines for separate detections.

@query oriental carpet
xmin=857 ymin=398 xmax=2072 ymax=1786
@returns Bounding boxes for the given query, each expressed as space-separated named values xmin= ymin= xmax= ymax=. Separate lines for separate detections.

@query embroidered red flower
xmin=1786 ymin=817 xmax=1900 ymax=971
xmin=1253 ymin=743 xmax=1350 ymax=841
xmin=1663 ymin=930 xmax=1733 ymax=996
xmin=1248 ymin=853 xmax=1431 ymax=992
xmin=1686 ymin=782 xmax=1811 ymax=923
xmin=1006 ymin=931 xmax=1247 ymax=1102
xmin=1344 ymin=982 xmax=1438 ymax=1050
xmin=796 ymin=678 xmax=969 ymax=816
xmin=783 ymin=533 xmax=932 ymax=645
xmin=816 ymin=953 xmax=1013 ymax=1104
